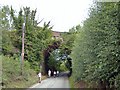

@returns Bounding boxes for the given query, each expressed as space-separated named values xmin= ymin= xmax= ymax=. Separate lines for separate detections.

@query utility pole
xmin=21 ymin=23 xmax=25 ymax=75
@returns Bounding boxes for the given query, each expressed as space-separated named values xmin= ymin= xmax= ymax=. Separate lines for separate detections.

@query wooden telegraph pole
xmin=21 ymin=23 xmax=25 ymax=75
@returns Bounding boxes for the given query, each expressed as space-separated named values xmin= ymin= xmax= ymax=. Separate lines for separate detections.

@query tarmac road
xmin=29 ymin=72 xmax=70 ymax=89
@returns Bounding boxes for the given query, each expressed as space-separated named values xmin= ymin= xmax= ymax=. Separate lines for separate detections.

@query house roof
xmin=52 ymin=31 xmax=61 ymax=37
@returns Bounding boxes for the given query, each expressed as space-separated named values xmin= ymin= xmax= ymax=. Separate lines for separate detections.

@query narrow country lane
xmin=28 ymin=72 xmax=70 ymax=89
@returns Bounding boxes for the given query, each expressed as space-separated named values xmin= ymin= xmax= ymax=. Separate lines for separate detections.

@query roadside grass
xmin=69 ymin=76 xmax=89 ymax=89
xmin=6 ymin=75 xmax=47 ymax=88
xmin=69 ymin=76 xmax=74 ymax=88
xmin=2 ymin=55 xmax=47 ymax=88
xmin=6 ymin=75 xmax=37 ymax=88
xmin=69 ymin=76 xmax=97 ymax=89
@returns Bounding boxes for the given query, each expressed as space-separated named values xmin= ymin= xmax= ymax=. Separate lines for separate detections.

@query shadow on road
xmin=57 ymin=71 xmax=70 ymax=77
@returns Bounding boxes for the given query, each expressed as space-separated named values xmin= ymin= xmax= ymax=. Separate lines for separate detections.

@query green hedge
xmin=71 ymin=2 xmax=120 ymax=89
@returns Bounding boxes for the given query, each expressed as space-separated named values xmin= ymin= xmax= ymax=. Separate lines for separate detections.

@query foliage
xmin=71 ymin=2 xmax=120 ymax=89
xmin=1 ymin=6 xmax=53 ymax=71
xmin=61 ymin=25 xmax=80 ymax=50
xmin=48 ymin=49 xmax=61 ymax=71
xmin=2 ymin=30 xmax=15 ymax=55
xmin=0 ymin=5 xmax=12 ymax=30
xmin=59 ymin=61 xmax=68 ymax=71
xmin=48 ymin=48 xmax=70 ymax=72
xmin=59 ymin=25 xmax=80 ymax=74
xmin=2 ymin=55 xmax=37 ymax=88
xmin=1 ymin=5 xmax=53 ymax=87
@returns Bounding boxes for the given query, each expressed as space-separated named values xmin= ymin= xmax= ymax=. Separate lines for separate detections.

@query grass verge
xmin=2 ymin=55 xmax=47 ymax=88
xmin=3 ymin=75 xmax=47 ymax=88
xmin=69 ymin=76 xmax=74 ymax=88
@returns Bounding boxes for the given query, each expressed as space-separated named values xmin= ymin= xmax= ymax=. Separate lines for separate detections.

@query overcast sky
xmin=1 ymin=0 xmax=93 ymax=32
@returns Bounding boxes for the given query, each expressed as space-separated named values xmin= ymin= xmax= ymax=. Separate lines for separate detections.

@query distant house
xmin=52 ymin=31 xmax=61 ymax=39
xmin=52 ymin=31 xmax=63 ymax=41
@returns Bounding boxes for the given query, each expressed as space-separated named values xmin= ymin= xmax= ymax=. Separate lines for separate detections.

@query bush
xmin=2 ymin=55 xmax=36 ymax=88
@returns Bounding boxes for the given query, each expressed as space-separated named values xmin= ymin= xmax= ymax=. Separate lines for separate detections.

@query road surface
xmin=29 ymin=72 xmax=70 ymax=89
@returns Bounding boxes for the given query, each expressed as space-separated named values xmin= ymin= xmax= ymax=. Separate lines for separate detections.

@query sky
xmin=0 ymin=0 xmax=93 ymax=32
